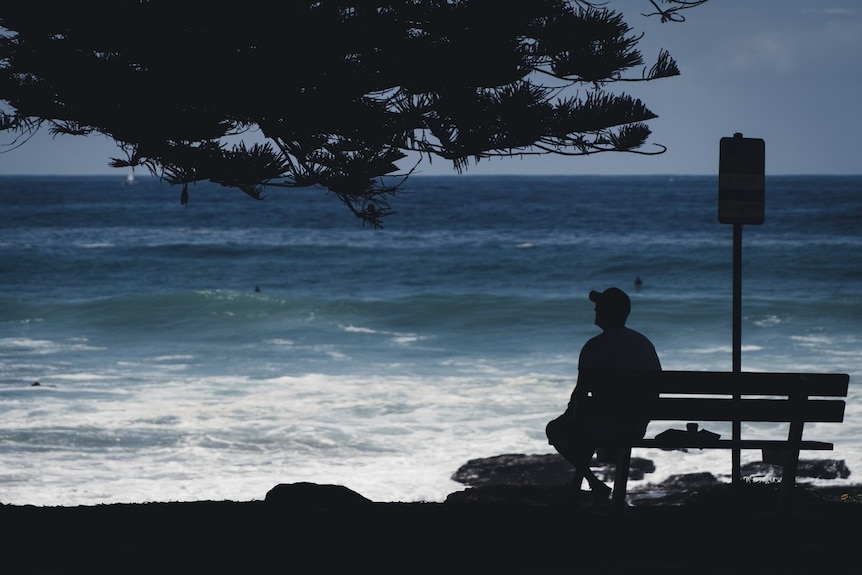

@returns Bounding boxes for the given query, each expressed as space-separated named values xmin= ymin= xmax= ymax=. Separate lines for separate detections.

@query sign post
xmin=718 ymin=133 xmax=765 ymax=483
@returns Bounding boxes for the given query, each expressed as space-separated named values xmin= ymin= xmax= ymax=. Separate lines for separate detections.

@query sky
xmin=0 ymin=0 xmax=859 ymax=177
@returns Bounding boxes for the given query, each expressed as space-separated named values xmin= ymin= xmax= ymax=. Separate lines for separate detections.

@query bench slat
xmin=647 ymin=397 xmax=846 ymax=422
xmin=580 ymin=370 xmax=850 ymax=396
xmin=656 ymin=371 xmax=849 ymax=396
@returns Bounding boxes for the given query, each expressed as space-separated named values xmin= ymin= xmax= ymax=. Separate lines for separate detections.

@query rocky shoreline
xmin=2 ymin=454 xmax=861 ymax=574
xmin=448 ymin=452 xmax=858 ymax=506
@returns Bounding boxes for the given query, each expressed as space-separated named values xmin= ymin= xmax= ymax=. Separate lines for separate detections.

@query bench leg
xmin=612 ymin=446 xmax=633 ymax=509
xmin=778 ymin=446 xmax=801 ymax=510
xmin=779 ymin=416 xmax=805 ymax=510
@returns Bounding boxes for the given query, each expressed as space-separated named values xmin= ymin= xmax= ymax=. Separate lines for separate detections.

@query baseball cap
xmin=589 ymin=287 xmax=631 ymax=316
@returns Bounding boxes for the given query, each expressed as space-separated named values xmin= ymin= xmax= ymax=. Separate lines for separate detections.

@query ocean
xmin=1 ymin=174 xmax=861 ymax=506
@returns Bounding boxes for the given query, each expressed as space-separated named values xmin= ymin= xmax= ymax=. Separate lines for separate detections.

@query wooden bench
xmin=578 ymin=370 xmax=850 ymax=509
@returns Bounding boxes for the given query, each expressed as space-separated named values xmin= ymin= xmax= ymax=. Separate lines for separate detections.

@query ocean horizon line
xmin=2 ymin=172 xmax=862 ymax=178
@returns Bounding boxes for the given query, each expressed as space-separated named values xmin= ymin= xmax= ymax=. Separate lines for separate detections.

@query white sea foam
xmin=3 ymin=365 xmax=858 ymax=506
xmin=682 ymin=344 xmax=763 ymax=355
xmin=791 ymin=335 xmax=834 ymax=346
xmin=753 ymin=315 xmax=782 ymax=327
xmin=0 ymin=337 xmax=102 ymax=355
xmin=78 ymin=242 xmax=115 ymax=249
xmin=342 ymin=325 xmax=378 ymax=334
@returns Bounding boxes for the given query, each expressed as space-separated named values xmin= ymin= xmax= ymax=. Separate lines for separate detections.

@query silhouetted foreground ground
xmin=3 ymin=482 xmax=862 ymax=574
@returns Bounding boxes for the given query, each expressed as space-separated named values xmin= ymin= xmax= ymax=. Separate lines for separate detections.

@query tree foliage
xmin=0 ymin=1 xmax=705 ymax=226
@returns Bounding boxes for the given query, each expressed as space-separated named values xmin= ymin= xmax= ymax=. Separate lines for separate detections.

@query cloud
xmin=708 ymin=6 xmax=861 ymax=80
xmin=801 ymin=8 xmax=858 ymax=17
xmin=726 ymin=32 xmax=797 ymax=76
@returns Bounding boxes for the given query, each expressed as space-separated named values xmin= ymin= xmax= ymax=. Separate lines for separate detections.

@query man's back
xmin=578 ymin=326 xmax=661 ymax=372
xmin=577 ymin=326 xmax=661 ymax=438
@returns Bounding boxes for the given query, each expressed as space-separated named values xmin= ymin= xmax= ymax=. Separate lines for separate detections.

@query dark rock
xmin=445 ymin=471 xmax=759 ymax=507
xmin=450 ymin=453 xmax=574 ymax=487
xmin=741 ymin=462 xmax=782 ymax=481
xmin=449 ymin=454 xmax=855 ymax=508
xmin=741 ymin=459 xmax=851 ymax=480
xmin=799 ymin=459 xmax=851 ymax=480
xmin=627 ymin=472 xmax=722 ymax=506
xmin=653 ymin=472 xmax=720 ymax=491
xmin=602 ymin=457 xmax=656 ymax=482
xmin=450 ymin=452 xmax=655 ymax=488
xmin=264 ymin=482 xmax=372 ymax=509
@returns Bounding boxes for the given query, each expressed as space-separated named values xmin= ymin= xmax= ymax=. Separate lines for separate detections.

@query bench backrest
xmin=578 ymin=370 xmax=849 ymax=423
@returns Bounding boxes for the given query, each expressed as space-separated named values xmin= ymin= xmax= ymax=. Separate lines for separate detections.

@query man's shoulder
xmin=579 ymin=326 xmax=661 ymax=370
xmin=580 ymin=327 xmax=659 ymax=352
xmin=622 ymin=327 xmax=656 ymax=344
xmin=592 ymin=326 xmax=653 ymax=342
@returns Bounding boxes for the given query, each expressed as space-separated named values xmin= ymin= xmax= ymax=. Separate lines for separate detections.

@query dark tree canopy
xmin=0 ymin=1 xmax=706 ymax=226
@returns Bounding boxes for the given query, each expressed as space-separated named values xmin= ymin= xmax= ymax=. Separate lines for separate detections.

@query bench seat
xmin=575 ymin=370 xmax=850 ymax=510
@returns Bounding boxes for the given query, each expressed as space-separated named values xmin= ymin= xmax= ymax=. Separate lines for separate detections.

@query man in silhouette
xmin=546 ymin=287 xmax=661 ymax=504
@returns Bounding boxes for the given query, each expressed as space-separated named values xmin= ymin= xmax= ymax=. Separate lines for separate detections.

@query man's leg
xmin=555 ymin=443 xmax=610 ymax=496
xmin=576 ymin=447 xmax=611 ymax=497
xmin=547 ymin=416 xmax=610 ymax=501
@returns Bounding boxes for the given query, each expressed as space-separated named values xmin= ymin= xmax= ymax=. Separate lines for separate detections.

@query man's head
xmin=589 ymin=287 xmax=631 ymax=329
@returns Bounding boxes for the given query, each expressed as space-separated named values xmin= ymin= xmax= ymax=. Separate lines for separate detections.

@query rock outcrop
xmin=450 ymin=452 xmax=656 ymax=488
xmin=449 ymin=453 xmax=854 ymax=506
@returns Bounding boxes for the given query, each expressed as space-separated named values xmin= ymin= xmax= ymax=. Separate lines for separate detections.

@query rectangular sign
xmin=719 ymin=135 xmax=765 ymax=225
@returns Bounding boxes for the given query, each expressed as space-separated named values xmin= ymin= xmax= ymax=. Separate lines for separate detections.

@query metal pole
xmin=732 ymin=223 xmax=742 ymax=483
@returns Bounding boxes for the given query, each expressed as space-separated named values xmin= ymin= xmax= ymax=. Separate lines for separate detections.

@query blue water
xmin=1 ymin=174 xmax=861 ymax=505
